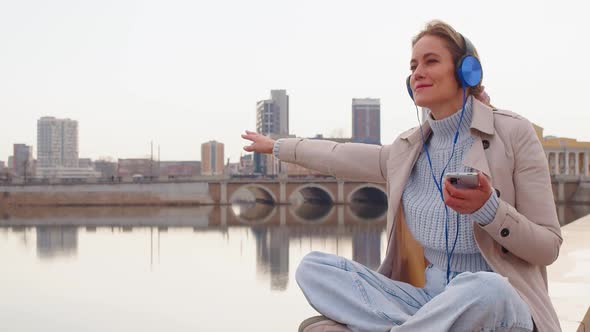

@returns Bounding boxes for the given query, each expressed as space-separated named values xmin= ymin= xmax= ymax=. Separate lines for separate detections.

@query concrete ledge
xmin=548 ymin=214 xmax=590 ymax=331
xmin=578 ymin=306 xmax=589 ymax=332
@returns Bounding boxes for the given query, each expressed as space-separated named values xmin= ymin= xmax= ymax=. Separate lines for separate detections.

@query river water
xmin=0 ymin=203 xmax=586 ymax=331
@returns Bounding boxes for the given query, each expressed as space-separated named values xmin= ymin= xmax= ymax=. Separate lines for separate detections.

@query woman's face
xmin=409 ymin=35 xmax=461 ymax=109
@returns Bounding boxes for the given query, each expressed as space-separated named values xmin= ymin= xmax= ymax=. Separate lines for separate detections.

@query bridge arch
xmin=229 ymin=184 xmax=277 ymax=204
xmin=288 ymin=205 xmax=335 ymax=225
xmin=289 ymin=183 xmax=335 ymax=204
xmin=289 ymin=184 xmax=335 ymax=224
xmin=229 ymin=184 xmax=277 ymax=225
xmin=347 ymin=184 xmax=388 ymax=222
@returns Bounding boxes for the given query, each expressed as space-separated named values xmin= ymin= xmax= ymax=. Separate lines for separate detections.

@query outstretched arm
xmin=241 ymin=130 xmax=390 ymax=183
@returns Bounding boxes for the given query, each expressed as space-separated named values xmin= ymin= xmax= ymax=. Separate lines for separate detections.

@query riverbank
xmin=0 ymin=182 xmax=214 ymax=207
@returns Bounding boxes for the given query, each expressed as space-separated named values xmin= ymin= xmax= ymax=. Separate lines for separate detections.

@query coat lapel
xmin=462 ymin=134 xmax=492 ymax=178
xmin=462 ymin=99 xmax=495 ymax=178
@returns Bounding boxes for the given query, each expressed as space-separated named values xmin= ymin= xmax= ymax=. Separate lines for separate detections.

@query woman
xmin=241 ymin=20 xmax=561 ymax=332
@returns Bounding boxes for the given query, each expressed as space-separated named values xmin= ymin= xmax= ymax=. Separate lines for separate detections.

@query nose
xmin=410 ymin=65 xmax=424 ymax=89
xmin=410 ymin=65 xmax=426 ymax=89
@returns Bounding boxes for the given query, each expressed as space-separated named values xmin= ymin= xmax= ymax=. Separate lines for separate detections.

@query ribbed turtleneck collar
xmin=426 ymin=96 xmax=473 ymax=149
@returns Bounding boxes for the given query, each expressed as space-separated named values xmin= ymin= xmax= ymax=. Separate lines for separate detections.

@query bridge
xmin=0 ymin=177 xmax=388 ymax=208
xmin=2 ymin=174 xmax=590 ymax=207
xmin=209 ymin=177 xmax=387 ymax=205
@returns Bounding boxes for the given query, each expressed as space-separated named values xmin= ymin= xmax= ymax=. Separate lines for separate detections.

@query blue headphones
xmin=409 ymin=33 xmax=482 ymax=284
xmin=406 ymin=34 xmax=482 ymax=100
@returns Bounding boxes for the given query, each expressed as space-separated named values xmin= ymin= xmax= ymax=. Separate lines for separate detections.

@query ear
xmin=406 ymin=75 xmax=414 ymax=100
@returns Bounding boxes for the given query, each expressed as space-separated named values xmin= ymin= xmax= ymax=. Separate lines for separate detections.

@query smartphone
xmin=444 ymin=172 xmax=479 ymax=189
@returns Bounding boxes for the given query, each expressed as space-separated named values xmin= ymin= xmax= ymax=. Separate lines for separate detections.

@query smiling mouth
xmin=415 ymin=85 xmax=432 ymax=90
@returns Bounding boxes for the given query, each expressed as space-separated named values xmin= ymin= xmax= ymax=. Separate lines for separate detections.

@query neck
xmin=428 ymin=90 xmax=466 ymax=120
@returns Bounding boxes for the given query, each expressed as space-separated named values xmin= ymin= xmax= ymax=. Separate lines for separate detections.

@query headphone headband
xmin=461 ymin=34 xmax=476 ymax=57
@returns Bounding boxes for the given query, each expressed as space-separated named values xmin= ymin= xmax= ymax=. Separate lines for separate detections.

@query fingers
xmin=241 ymin=130 xmax=273 ymax=154
xmin=477 ymin=172 xmax=491 ymax=192
xmin=443 ymin=179 xmax=469 ymax=199
xmin=443 ymin=172 xmax=493 ymax=214
xmin=242 ymin=130 xmax=255 ymax=151
xmin=443 ymin=184 xmax=468 ymax=212
xmin=241 ymin=130 xmax=258 ymax=142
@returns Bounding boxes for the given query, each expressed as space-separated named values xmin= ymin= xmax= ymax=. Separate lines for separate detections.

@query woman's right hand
xmin=241 ymin=130 xmax=275 ymax=154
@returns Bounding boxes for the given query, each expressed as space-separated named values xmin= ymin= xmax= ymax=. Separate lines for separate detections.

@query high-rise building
xmin=256 ymin=90 xmax=289 ymax=136
xmin=255 ymin=90 xmax=290 ymax=174
xmin=13 ymin=144 xmax=34 ymax=177
xmin=37 ymin=117 xmax=79 ymax=168
xmin=256 ymin=100 xmax=276 ymax=135
xmin=271 ymin=89 xmax=289 ymax=135
xmin=201 ymin=141 xmax=224 ymax=176
xmin=7 ymin=156 xmax=14 ymax=172
xmin=352 ymin=98 xmax=381 ymax=145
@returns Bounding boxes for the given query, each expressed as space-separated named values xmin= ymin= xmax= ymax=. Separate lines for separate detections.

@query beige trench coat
xmin=278 ymin=98 xmax=563 ymax=331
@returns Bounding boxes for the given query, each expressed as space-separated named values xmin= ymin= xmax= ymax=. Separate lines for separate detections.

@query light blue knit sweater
xmin=402 ymin=97 xmax=497 ymax=273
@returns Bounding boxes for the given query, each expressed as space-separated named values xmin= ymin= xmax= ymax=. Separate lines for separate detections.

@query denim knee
xmin=453 ymin=271 xmax=516 ymax=305
xmin=296 ymin=251 xmax=334 ymax=286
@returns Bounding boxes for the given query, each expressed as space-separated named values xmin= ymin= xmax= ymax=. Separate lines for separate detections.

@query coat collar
xmin=400 ymin=98 xmax=495 ymax=146
xmin=397 ymin=98 xmax=494 ymax=178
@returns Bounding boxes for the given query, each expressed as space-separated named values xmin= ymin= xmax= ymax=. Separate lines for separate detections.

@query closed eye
xmin=410 ymin=59 xmax=437 ymax=71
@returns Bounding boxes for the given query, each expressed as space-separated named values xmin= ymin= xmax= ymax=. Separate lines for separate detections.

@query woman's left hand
xmin=443 ymin=172 xmax=493 ymax=214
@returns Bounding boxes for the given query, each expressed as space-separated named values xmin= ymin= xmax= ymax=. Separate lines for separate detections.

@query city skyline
xmin=1 ymin=1 xmax=587 ymax=164
xmin=1 ymin=91 xmax=372 ymax=167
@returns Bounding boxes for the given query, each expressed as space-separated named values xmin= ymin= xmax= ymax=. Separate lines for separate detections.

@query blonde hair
xmin=412 ymin=20 xmax=484 ymax=99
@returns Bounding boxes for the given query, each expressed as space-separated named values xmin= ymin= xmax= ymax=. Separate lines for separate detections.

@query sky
xmin=1 ymin=0 xmax=588 ymax=164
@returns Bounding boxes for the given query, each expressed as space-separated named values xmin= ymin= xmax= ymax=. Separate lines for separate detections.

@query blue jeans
xmin=296 ymin=251 xmax=534 ymax=332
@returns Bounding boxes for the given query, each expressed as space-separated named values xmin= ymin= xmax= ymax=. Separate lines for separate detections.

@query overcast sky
xmin=1 ymin=0 xmax=588 ymax=164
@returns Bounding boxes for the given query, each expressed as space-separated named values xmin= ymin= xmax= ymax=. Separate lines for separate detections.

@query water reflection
xmin=353 ymin=227 xmax=382 ymax=270
xmin=36 ymin=226 xmax=78 ymax=259
xmin=0 ymin=202 xmax=587 ymax=332
xmin=0 ymin=202 xmax=585 ymax=284
xmin=290 ymin=202 xmax=334 ymax=224
xmin=0 ymin=202 xmax=388 ymax=290
xmin=231 ymin=202 xmax=276 ymax=224
xmin=253 ymin=226 xmax=290 ymax=290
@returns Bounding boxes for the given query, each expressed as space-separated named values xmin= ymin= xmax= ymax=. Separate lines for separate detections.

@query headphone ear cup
xmin=456 ymin=55 xmax=482 ymax=88
xmin=406 ymin=75 xmax=414 ymax=100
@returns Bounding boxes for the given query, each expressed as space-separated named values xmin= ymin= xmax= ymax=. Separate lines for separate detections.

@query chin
xmin=413 ymin=96 xmax=434 ymax=108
